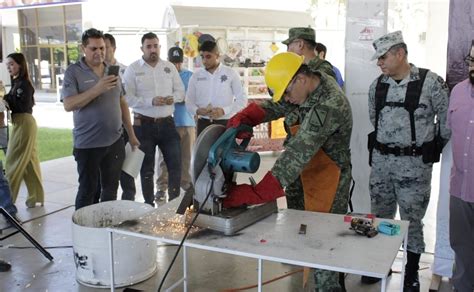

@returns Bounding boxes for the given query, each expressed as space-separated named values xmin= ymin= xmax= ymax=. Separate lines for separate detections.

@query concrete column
xmin=345 ymin=0 xmax=388 ymax=213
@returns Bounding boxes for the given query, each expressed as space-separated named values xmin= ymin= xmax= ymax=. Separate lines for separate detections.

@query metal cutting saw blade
xmin=191 ymin=124 xmax=226 ymax=187
xmin=184 ymin=124 xmax=278 ymax=235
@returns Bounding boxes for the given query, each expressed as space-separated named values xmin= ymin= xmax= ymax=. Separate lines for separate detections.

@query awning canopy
xmin=170 ymin=5 xmax=313 ymax=29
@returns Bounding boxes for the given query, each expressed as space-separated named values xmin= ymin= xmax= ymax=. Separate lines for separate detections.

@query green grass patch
xmin=37 ymin=127 xmax=73 ymax=162
xmin=0 ymin=127 xmax=73 ymax=162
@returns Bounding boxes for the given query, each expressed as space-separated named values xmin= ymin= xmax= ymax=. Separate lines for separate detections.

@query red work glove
xmin=223 ymin=171 xmax=285 ymax=208
xmin=227 ymin=103 xmax=266 ymax=139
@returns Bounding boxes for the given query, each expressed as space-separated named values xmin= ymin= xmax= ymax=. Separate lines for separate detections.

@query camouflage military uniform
xmin=308 ymin=57 xmax=337 ymax=80
xmin=282 ymin=27 xmax=337 ymax=81
xmin=368 ymin=65 xmax=450 ymax=254
xmin=261 ymin=72 xmax=353 ymax=291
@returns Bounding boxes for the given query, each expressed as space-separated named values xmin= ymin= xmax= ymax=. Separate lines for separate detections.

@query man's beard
xmin=470 ymin=70 xmax=474 ymax=84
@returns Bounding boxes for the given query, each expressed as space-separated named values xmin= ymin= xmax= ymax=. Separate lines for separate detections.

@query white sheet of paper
xmin=122 ymin=143 xmax=144 ymax=178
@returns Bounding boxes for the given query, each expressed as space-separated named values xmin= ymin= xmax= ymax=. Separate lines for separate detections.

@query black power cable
xmin=157 ymin=172 xmax=216 ymax=292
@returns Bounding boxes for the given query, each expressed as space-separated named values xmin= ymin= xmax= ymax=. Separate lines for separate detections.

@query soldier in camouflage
xmin=283 ymin=27 xmax=337 ymax=80
xmin=282 ymin=27 xmax=346 ymax=214
xmin=365 ymin=31 xmax=450 ymax=292
xmin=224 ymin=52 xmax=353 ymax=292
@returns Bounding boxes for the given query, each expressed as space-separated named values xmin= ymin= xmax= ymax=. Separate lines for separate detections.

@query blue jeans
xmin=134 ymin=117 xmax=181 ymax=205
xmin=73 ymin=137 xmax=125 ymax=210
xmin=0 ymin=161 xmax=17 ymax=216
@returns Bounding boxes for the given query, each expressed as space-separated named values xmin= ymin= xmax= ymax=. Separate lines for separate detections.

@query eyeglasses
xmin=284 ymin=76 xmax=297 ymax=95
xmin=267 ymin=76 xmax=297 ymax=100
xmin=287 ymin=39 xmax=302 ymax=47
xmin=82 ymin=28 xmax=104 ymax=42
xmin=464 ymin=54 xmax=474 ymax=65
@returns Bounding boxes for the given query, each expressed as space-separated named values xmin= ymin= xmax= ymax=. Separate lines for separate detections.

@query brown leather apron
xmin=290 ymin=125 xmax=341 ymax=287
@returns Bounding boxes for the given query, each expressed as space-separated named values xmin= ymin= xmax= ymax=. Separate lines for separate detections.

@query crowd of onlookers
xmin=0 ymin=26 xmax=472 ymax=292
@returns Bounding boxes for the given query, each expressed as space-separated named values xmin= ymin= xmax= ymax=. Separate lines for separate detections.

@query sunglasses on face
xmin=82 ymin=28 xmax=103 ymax=40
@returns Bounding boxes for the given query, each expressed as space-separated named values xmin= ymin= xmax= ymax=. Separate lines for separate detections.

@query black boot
xmin=0 ymin=259 xmax=11 ymax=272
xmin=339 ymin=272 xmax=346 ymax=292
xmin=403 ymin=251 xmax=420 ymax=292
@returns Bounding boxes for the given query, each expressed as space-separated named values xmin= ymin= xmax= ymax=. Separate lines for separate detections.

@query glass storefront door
xmin=38 ymin=45 xmax=66 ymax=90
xmin=18 ymin=4 xmax=81 ymax=91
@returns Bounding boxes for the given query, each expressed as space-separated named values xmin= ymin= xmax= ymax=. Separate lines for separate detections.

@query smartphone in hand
xmin=105 ymin=65 xmax=120 ymax=77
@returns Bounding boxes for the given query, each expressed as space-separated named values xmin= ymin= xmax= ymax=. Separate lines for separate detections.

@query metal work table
xmin=107 ymin=201 xmax=409 ymax=292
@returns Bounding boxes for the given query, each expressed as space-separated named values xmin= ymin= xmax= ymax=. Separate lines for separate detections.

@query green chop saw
xmin=181 ymin=124 xmax=277 ymax=235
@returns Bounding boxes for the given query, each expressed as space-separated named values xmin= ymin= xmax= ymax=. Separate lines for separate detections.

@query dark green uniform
xmin=308 ymin=57 xmax=337 ymax=81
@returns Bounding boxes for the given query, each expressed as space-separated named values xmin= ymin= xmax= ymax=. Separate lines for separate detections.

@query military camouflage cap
xmin=282 ymin=27 xmax=316 ymax=45
xmin=371 ymin=30 xmax=405 ymax=60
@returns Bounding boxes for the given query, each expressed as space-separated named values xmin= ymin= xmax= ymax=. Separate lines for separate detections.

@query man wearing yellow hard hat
xmin=225 ymin=52 xmax=353 ymax=291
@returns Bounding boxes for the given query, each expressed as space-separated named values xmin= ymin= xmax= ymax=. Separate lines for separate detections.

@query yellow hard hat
xmin=265 ymin=52 xmax=304 ymax=102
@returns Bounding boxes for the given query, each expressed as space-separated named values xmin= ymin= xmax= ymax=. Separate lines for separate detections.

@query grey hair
xmin=389 ymin=43 xmax=408 ymax=56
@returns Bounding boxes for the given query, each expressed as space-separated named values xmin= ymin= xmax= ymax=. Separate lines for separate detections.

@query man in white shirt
xmin=186 ymin=41 xmax=247 ymax=136
xmin=123 ymin=32 xmax=185 ymax=206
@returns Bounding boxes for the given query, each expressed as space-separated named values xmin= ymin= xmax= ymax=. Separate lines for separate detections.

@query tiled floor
xmin=0 ymin=155 xmax=453 ymax=292
xmin=0 ymin=101 xmax=454 ymax=291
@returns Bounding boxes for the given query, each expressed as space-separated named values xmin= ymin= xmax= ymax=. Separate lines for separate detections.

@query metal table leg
xmin=400 ymin=232 xmax=408 ymax=292
xmin=258 ymin=258 xmax=262 ymax=292
xmin=165 ymin=245 xmax=187 ymax=292
xmin=183 ymin=245 xmax=188 ymax=292
xmin=108 ymin=231 xmax=115 ymax=292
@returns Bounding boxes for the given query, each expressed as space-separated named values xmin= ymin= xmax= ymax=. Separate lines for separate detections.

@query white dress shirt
xmin=185 ymin=63 xmax=247 ymax=120
xmin=123 ymin=58 xmax=185 ymax=118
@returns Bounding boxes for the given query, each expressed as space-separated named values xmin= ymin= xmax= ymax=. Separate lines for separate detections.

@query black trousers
xmin=197 ymin=118 xmax=229 ymax=137
xmin=73 ymin=137 xmax=125 ymax=210
xmin=450 ymin=195 xmax=474 ymax=292
xmin=119 ymin=129 xmax=136 ymax=201
xmin=92 ymin=130 xmax=136 ymax=203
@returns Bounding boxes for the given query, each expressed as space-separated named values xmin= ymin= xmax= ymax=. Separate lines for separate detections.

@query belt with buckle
xmin=374 ymin=141 xmax=422 ymax=156
xmin=134 ymin=113 xmax=172 ymax=124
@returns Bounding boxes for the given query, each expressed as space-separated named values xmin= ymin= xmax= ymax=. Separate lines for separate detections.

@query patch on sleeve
xmin=310 ymin=108 xmax=327 ymax=128
xmin=304 ymin=108 xmax=328 ymax=133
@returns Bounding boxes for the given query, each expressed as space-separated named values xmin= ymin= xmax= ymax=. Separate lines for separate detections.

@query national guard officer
xmin=225 ymin=52 xmax=353 ymax=292
xmin=365 ymin=31 xmax=450 ymax=291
